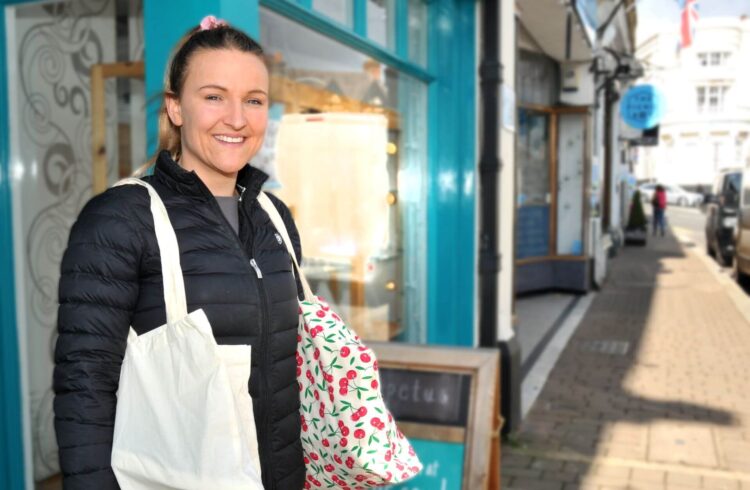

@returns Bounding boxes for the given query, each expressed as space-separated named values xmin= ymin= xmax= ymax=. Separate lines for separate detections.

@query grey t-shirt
xmin=215 ymin=195 xmax=240 ymax=235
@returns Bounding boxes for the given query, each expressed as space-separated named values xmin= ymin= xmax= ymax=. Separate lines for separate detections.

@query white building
xmin=635 ymin=17 xmax=750 ymax=189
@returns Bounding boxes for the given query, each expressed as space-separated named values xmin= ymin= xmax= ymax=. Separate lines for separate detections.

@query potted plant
xmin=625 ymin=190 xmax=648 ymax=245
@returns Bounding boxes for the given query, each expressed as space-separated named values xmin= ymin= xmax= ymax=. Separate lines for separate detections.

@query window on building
xmin=698 ymin=51 xmax=731 ymax=67
xmin=696 ymin=85 xmax=730 ymax=112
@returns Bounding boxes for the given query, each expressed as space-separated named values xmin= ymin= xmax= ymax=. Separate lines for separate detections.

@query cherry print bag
xmin=257 ymin=192 xmax=422 ymax=488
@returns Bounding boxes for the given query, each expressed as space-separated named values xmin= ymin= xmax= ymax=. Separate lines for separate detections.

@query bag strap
xmin=256 ymin=192 xmax=315 ymax=302
xmin=114 ymin=178 xmax=189 ymax=324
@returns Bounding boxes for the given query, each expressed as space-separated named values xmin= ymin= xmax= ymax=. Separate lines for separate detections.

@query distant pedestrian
xmin=652 ymin=184 xmax=667 ymax=236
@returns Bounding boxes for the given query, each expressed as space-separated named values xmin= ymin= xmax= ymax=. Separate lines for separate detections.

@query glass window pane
xmin=313 ymin=0 xmax=351 ymax=27
xmin=556 ymin=113 xmax=586 ymax=256
xmin=259 ymin=8 xmax=428 ymax=343
xmin=366 ymin=0 xmax=392 ymax=48
xmin=408 ymin=0 xmax=427 ymax=66
xmin=516 ymin=109 xmax=551 ymax=259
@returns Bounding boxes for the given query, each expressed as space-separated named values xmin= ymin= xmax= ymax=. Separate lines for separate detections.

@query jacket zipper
xmin=201 ymin=186 xmax=274 ymax=486
xmin=239 ymin=194 xmax=274 ymax=488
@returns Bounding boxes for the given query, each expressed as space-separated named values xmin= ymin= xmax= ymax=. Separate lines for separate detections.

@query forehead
xmin=184 ymin=48 xmax=268 ymax=88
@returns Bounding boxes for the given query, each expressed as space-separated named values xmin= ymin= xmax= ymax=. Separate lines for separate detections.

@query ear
xmin=165 ymin=93 xmax=183 ymax=127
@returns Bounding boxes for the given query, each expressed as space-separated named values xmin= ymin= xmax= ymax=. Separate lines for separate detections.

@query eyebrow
xmin=198 ymin=84 xmax=268 ymax=96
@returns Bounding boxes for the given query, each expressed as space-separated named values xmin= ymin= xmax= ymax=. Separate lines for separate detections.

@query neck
xmin=179 ymin=157 xmax=238 ymax=197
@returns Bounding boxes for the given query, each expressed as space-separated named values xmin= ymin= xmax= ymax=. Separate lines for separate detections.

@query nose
xmin=223 ymin=99 xmax=247 ymax=130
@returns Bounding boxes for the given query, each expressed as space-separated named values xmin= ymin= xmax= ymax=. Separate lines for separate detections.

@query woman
xmin=53 ymin=17 xmax=305 ymax=489
xmin=652 ymin=184 xmax=667 ymax=236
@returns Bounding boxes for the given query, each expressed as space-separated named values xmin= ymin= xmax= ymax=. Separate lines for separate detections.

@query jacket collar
xmin=153 ymin=150 xmax=269 ymax=202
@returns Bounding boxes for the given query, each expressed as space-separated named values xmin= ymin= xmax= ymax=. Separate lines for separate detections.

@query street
xmin=502 ymin=218 xmax=750 ymax=490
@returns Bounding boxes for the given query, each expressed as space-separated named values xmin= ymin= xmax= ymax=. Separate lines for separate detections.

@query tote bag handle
xmin=257 ymin=192 xmax=315 ymax=303
xmin=114 ymin=178 xmax=189 ymax=324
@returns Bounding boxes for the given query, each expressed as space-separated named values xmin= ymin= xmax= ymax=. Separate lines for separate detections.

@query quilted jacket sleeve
xmin=53 ymin=187 xmax=145 ymax=489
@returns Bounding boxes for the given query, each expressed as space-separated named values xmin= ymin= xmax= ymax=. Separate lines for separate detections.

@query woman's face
xmin=166 ymin=48 xmax=269 ymax=181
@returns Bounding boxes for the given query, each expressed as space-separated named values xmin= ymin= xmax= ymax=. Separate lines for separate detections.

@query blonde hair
xmin=134 ymin=23 xmax=265 ymax=176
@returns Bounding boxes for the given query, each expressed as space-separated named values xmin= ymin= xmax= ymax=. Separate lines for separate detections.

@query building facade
xmin=635 ymin=17 xmax=750 ymax=188
xmin=0 ymin=1 xmax=520 ymax=488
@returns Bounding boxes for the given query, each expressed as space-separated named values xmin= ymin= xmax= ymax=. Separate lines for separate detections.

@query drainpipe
xmin=479 ymin=0 xmax=521 ymax=435
xmin=478 ymin=0 xmax=501 ymax=349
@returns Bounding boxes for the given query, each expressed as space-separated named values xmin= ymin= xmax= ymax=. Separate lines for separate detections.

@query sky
xmin=636 ymin=0 xmax=750 ymax=45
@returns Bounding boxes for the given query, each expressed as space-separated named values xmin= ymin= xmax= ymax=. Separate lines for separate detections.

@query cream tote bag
xmin=110 ymin=178 xmax=263 ymax=490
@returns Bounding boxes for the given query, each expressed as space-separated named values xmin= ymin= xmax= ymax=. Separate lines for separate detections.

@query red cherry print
xmin=370 ymin=417 xmax=382 ymax=427
xmin=302 ymin=424 xmax=308 ymax=432
xmin=410 ymin=466 xmax=420 ymax=473
xmin=355 ymin=475 xmax=366 ymax=482
xmin=310 ymin=452 xmax=319 ymax=461
xmin=340 ymin=346 xmax=350 ymax=357
xmin=401 ymin=473 xmax=408 ymax=480
xmin=373 ymin=360 xmax=379 ymax=371
xmin=314 ymin=391 xmax=320 ymax=401
xmin=326 ymin=374 xmax=334 ymax=383
xmin=396 ymin=463 xmax=405 ymax=471
xmin=322 ymin=438 xmax=330 ymax=447
xmin=371 ymin=379 xmax=379 ymax=389
xmin=341 ymin=426 xmax=350 ymax=436
xmin=334 ymin=454 xmax=343 ymax=464
xmin=313 ymin=480 xmax=321 ymax=488
xmin=408 ymin=446 xmax=416 ymax=456
xmin=296 ymin=367 xmax=302 ymax=377
xmin=311 ymin=329 xmax=319 ymax=338
xmin=345 ymin=457 xmax=355 ymax=469
xmin=388 ymin=413 xmax=393 ymax=422
xmin=324 ymin=464 xmax=334 ymax=472
xmin=385 ymin=450 xmax=392 ymax=462
xmin=360 ymin=353 xmax=371 ymax=363
xmin=346 ymin=370 xmax=357 ymax=380
xmin=304 ymin=456 xmax=310 ymax=464
xmin=339 ymin=378 xmax=348 ymax=386
xmin=314 ymin=348 xmax=320 ymax=360
xmin=304 ymin=482 xmax=311 ymax=489
xmin=385 ymin=471 xmax=392 ymax=480
xmin=340 ymin=437 xmax=348 ymax=447
xmin=358 ymin=407 xmax=368 ymax=416
xmin=332 ymin=313 xmax=341 ymax=321
xmin=337 ymin=420 xmax=345 ymax=428
xmin=316 ymin=310 xmax=326 ymax=318
xmin=351 ymin=413 xmax=360 ymax=422
xmin=354 ymin=429 xmax=365 ymax=439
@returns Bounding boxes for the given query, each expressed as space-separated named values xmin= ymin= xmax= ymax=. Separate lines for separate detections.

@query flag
xmin=680 ymin=0 xmax=699 ymax=48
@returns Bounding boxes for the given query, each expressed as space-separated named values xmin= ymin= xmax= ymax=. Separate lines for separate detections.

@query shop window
xmin=516 ymin=109 xmax=551 ymax=259
xmin=408 ymin=0 xmax=428 ymax=66
xmin=556 ymin=113 xmax=585 ymax=256
xmin=313 ymin=0 xmax=352 ymax=27
xmin=259 ymin=8 xmax=428 ymax=343
xmin=366 ymin=0 xmax=393 ymax=48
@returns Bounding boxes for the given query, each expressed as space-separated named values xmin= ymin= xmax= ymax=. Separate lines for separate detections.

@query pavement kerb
xmin=672 ymin=226 xmax=750 ymax=327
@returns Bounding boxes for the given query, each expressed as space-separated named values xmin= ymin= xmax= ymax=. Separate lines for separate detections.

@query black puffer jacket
xmin=54 ymin=150 xmax=305 ymax=489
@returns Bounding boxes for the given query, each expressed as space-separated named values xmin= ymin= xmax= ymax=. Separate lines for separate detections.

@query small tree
xmin=626 ymin=190 xmax=647 ymax=231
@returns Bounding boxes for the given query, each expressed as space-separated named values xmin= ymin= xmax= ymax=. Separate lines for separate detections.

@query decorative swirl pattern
xmin=10 ymin=0 xmax=143 ymax=481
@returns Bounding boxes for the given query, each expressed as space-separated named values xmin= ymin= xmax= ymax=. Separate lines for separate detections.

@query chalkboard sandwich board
xmin=368 ymin=342 xmax=502 ymax=490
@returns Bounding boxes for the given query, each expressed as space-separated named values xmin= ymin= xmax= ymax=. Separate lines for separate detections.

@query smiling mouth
xmin=214 ymin=135 xmax=245 ymax=144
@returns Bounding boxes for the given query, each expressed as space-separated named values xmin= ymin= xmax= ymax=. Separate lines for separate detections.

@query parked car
xmin=638 ymin=183 xmax=702 ymax=207
xmin=638 ymin=183 xmax=657 ymax=203
xmin=734 ymin=167 xmax=750 ymax=286
xmin=705 ymin=168 xmax=741 ymax=265
xmin=665 ymin=185 xmax=703 ymax=207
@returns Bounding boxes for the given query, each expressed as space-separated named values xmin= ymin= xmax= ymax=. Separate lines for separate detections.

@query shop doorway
xmin=516 ymin=106 xmax=589 ymax=266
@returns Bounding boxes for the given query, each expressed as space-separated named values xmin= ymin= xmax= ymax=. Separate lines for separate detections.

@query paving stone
xmin=666 ymin=471 xmax=701 ymax=488
xmin=631 ymin=467 xmax=666 ymax=484
xmin=701 ymin=476 xmax=740 ymax=490
xmin=508 ymin=477 xmax=564 ymax=490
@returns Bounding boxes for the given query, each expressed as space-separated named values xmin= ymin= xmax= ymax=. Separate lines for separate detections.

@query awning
xmin=517 ymin=0 xmax=594 ymax=62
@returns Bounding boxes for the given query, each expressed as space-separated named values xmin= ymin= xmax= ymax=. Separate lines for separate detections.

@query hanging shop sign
xmin=369 ymin=343 xmax=501 ymax=490
xmin=620 ymin=84 xmax=666 ymax=130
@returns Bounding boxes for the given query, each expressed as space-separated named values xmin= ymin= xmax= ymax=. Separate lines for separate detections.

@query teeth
xmin=215 ymin=135 xmax=244 ymax=143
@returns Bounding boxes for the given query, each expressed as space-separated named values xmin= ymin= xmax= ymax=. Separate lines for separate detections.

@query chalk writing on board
xmin=379 ymin=368 xmax=471 ymax=426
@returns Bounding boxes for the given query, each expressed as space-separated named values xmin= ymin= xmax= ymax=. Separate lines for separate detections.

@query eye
xmin=205 ymin=94 xmax=222 ymax=101
xmin=246 ymin=98 xmax=265 ymax=106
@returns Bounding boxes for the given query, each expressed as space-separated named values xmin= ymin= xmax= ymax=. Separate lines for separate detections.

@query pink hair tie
xmin=199 ymin=15 xmax=228 ymax=31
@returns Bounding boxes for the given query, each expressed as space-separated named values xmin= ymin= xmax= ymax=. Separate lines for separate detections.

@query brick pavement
xmin=502 ymin=230 xmax=750 ymax=490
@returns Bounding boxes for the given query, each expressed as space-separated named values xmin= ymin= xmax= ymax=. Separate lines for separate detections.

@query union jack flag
xmin=680 ymin=0 xmax=700 ymax=48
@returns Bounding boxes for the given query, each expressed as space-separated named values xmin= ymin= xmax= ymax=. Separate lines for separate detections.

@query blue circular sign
xmin=620 ymin=85 xmax=666 ymax=130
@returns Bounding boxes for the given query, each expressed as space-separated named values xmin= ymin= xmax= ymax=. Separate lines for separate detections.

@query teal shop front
xmin=0 ymin=0 xmax=476 ymax=487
